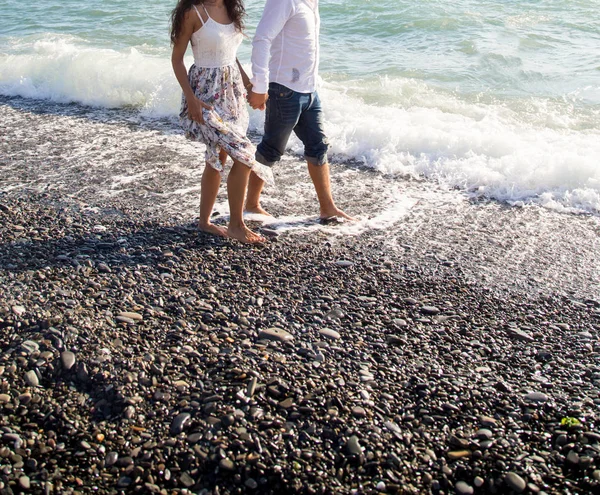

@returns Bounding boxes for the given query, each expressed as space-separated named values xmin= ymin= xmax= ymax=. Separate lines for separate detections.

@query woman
xmin=170 ymin=0 xmax=273 ymax=243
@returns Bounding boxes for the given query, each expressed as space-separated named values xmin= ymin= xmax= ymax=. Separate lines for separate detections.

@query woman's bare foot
xmin=227 ymin=224 xmax=266 ymax=244
xmin=320 ymin=207 xmax=356 ymax=222
xmin=199 ymin=222 xmax=228 ymax=238
xmin=244 ymin=204 xmax=272 ymax=217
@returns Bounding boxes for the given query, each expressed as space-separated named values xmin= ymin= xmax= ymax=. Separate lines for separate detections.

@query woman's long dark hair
xmin=170 ymin=0 xmax=246 ymax=43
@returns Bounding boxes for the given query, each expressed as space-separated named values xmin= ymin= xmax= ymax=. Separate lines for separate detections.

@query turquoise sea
xmin=1 ymin=0 xmax=599 ymax=213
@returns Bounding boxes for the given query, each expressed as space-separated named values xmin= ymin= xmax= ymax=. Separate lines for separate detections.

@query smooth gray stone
xmin=18 ymin=477 xmax=30 ymax=490
xmin=258 ymin=328 xmax=294 ymax=343
xmin=219 ymin=458 xmax=235 ymax=471
xmin=508 ymin=328 xmax=534 ymax=342
xmin=335 ymin=260 xmax=354 ymax=267
xmin=12 ymin=305 xmax=26 ymax=316
xmin=347 ymin=435 xmax=363 ymax=455
xmin=352 ymin=406 xmax=366 ymax=418
xmin=24 ymin=370 xmax=39 ymax=387
xmin=105 ymin=452 xmax=119 ymax=466
xmin=421 ymin=306 xmax=440 ymax=315
xmin=245 ymin=479 xmax=258 ymax=489
xmin=455 ymin=481 xmax=474 ymax=495
xmin=170 ymin=413 xmax=191 ymax=435
xmin=21 ymin=341 xmax=39 ymax=354
xmin=524 ymin=392 xmax=548 ymax=403
xmin=247 ymin=377 xmax=258 ymax=397
xmin=180 ymin=473 xmax=195 ymax=488
xmin=118 ymin=311 xmax=143 ymax=321
xmin=474 ymin=428 xmax=493 ymax=440
xmin=505 ymin=472 xmax=526 ymax=493
xmin=566 ymin=450 xmax=579 ymax=465
xmin=319 ymin=328 xmax=341 ymax=340
xmin=61 ymin=351 xmax=76 ymax=370
xmin=384 ymin=421 xmax=401 ymax=434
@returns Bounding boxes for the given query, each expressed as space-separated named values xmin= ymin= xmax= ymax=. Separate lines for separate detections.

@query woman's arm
xmin=236 ymin=58 xmax=252 ymax=92
xmin=171 ymin=10 xmax=212 ymax=123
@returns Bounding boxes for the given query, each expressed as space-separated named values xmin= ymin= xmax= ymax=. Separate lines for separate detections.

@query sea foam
xmin=1 ymin=36 xmax=599 ymax=214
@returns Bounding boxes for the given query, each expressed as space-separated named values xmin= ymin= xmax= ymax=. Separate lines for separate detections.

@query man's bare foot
xmin=199 ymin=222 xmax=228 ymax=238
xmin=227 ymin=225 xmax=266 ymax=244
xmin=244 ymin=204 xmax=272 ymax=216
xmin=320 ymin=207 xmax=356 ymax=223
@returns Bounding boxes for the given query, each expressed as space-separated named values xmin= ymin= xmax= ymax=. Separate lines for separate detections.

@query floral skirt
xmin=179 ymin=64 xmax=273 ymax=185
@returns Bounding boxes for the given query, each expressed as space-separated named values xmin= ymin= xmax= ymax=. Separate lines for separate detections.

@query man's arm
xmin=250 ymin=0 xmax=295 ymax=95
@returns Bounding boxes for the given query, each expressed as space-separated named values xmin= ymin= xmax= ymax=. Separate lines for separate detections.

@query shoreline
xmin=1 ymin=97 xmax=600 ymax=494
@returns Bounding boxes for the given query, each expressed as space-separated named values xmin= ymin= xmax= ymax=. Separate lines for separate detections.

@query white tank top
xmin=190 ymin=4 xmax=242 ymax=68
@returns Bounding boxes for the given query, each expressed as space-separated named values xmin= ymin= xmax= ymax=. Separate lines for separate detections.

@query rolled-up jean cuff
xmin=305 ymin=154 xmax=328 ymax=166
xmin=255 ymin=151 xmax=276 ymax=168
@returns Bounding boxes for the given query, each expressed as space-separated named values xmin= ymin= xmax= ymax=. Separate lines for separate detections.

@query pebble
xmin=258 ymin=328 xmax=294 ymax=342
xmin=24 ymin=370 xmax=39 ymax=387
xmin=507 ymin=328 xmax=535 ymax=342
xmin=505 ymin=472 xmax=526 ymax=493
xmin=352 ymin=406 xmax=367 ymax=418
xmin=455 ymin=481 xmax=474 ymax=495
xmin=12 ymin=305 xmax=26 ymax=316
xmin=448 ymin=451 xmax=471 ymax=460
xmin=170 ymin=413 xmax=191 ymax=435
xmin=347 ymin=436 xmax=363 ymax=456
xmin=319 ymin=328 xmax=341 ymax=340
xmin=566 ymin=450 xmax=579 ymax=465
xmin=180 ymin=473 xmax=195 ymax=488
xmin=247 ymin=376 xmax=258 ymax=397
xmin=479 ymin=415 xmax=497 ymax=427
xmin=105 ymin=452 xmax=119 ymax=466
xmin=61 ymin=351 xmax=76 ymax=370
xmin=474 ymin=428 xmax=493 ymax=440
xmin=219 ymin=458 xmax=236 ymax=471
xmin=21 ymin=340 xmax=39 ymax=354
xmin=421 ymin=306 xmax=440 ymax=315
xmin=524 ymin=392 xmax=549 ymax=403
xmin=245 ymin=478 xmax=258 ymax=489
xmin=119 ymin=311 xmax=143 ymax=321
xmin=19 ymin=476 xmax=30 ymax=490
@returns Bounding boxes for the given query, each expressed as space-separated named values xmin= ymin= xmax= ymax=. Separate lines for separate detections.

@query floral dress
xmin=179 ymin=5 xmax=273 ymax=185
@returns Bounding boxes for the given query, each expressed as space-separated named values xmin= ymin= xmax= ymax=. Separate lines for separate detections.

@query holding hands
xmin=246 ymin=83 xmax=268 ymax=111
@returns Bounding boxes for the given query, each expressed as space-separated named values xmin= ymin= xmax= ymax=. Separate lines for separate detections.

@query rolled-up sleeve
xmin=250 ymin=0 xmax=295 ymax=94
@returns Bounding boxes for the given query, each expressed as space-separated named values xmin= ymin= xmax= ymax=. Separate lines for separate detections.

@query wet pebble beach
xmin=2 ymin=97 xmax=600 ymax=494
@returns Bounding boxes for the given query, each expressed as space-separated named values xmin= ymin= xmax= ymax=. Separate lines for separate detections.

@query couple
xmin=170 ymin=0 xmax=353 ymax=244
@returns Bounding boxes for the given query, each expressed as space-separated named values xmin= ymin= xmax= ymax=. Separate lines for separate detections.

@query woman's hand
xmin=188 ymin=97 xmax=213 ymax=124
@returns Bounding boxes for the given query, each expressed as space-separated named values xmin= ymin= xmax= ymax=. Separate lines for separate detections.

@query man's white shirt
xmin=250 ymin=0 xmax=320 ymax=95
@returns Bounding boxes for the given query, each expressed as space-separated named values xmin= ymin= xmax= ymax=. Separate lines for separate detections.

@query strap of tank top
xmin=201 ymin=3 xmax=212 ymax=21
xmin=192 ymin=5 xmax=205 ymax=26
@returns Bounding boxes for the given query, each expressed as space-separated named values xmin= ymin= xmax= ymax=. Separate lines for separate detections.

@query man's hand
xmin=248 ymin=91 xmax=268 ymax=111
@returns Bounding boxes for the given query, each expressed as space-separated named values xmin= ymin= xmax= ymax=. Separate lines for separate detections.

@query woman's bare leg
xmin=227 ymin=160 xmax=266 ymax=244
xmin=198 ymin=152 xmax=228 ymax=237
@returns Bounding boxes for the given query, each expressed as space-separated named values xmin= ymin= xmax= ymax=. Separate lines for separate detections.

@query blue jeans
xmin=256 ymin=83 xmax=329 ymax=167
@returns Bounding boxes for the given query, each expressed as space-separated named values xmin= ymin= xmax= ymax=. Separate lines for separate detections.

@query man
xmin=246 ymin=0 xmax=353 ymax=222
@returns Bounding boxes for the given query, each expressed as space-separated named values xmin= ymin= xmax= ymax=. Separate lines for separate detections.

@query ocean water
xmin=1 ymin=0 xmax=599 ymax=214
